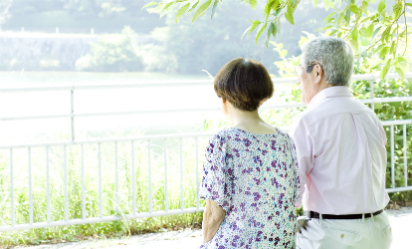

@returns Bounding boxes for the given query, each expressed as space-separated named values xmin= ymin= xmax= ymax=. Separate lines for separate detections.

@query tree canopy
xmin=143 ymin=0 xmax=411 ymax=79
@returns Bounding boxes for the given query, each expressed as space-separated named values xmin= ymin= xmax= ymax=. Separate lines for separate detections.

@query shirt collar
xmin=307 ymin=86 xmax=352 ymax=110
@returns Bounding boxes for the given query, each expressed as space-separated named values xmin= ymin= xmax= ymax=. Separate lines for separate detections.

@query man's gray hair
xmin=301 ymin=37 xmax=354 ymax=86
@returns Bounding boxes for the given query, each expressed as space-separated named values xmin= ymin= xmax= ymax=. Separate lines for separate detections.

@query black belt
xmin=306 ymin=209 xmax=384 ymax=220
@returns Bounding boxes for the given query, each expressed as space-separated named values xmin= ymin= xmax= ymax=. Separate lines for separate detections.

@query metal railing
xmin=0 ymin=73 xmax=411 ymax=232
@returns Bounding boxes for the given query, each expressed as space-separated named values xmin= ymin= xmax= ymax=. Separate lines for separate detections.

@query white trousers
xmin=296 ymin=211 xmax=392 ymax=249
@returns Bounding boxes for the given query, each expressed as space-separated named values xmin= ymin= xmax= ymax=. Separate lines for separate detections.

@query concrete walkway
xmin=19 ymin=207 xmax=412 ymax=249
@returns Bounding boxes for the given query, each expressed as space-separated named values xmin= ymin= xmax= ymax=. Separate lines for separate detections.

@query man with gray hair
xmin=290 ymin=36 xmax=392 ymax=249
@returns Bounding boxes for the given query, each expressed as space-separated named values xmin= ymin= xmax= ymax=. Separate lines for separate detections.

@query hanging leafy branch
xmin=142 ymin=0 xmax=412 ymax=79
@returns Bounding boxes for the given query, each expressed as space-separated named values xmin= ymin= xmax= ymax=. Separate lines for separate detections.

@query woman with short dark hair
xmin=199 ymin=58 xmax=299 ymax=249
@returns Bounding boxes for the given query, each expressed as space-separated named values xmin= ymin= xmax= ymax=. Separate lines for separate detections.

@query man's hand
xmin=297 ymin=216 xmax=310 ymax=233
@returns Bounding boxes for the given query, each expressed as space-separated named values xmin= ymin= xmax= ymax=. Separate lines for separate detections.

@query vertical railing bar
xmin=115 ymin=142 xmax=119 ymax=212
xmin=164 ymin=139 xmax=168 ymax=212
xmin=390 ymin=125 xmax=395 ymax=188
xmin=98 ymin=143 xmax=103 ymax=218
xmin=180 ymin=138 xmax=184 ymax=210
xmin=81 ymin=144 xmax=86 ymax=219
xmin=131 ymin=141 xmax=136 ymax=215
xmin=70 ymin=89 xmax=75 ymax=141
xmin=195 ymin=137 xmax=199 ymax=210
xmin=370 ymin=80 xmax=375 ymax=111
xmin=404 ymin=124 xmax=407 ymax=187
xmin=148 ymin=140 xmax=152 ymax=213
xmin=46 ymin=147 xmax=51 ymax=223
xmin=28 ymin=147 xmax=33 ymax=225
xmin=64 ymin=145 xmax=68 ymax=221
xmin=10 ymin=149 xmax=15 ymax=227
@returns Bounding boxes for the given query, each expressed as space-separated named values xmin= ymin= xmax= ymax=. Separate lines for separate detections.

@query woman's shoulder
xmin=208 ymin=127 xmax=294 ymax=146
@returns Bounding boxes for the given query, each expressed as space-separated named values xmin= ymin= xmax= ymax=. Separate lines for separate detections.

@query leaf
xmin=264 ymin=0 xmax=279 ymax=21
xmin=359 ymin=27 xmax=368 ymax=37
xmin=175 ymin=3 xmax=190 ymax=22
xmin=273 ymin=8 xmax=282 ymax=16
xmin=379 ymin=46 xmax=390 ymax=58
xmin=395 ymin=57 xmax=407 ymax=63
xmin=323 ymin=0 xmax=333 ymax=10
xmin=395 ymin=67 xmax=404 ymax=79
xmin=241 ymin=27 xmax=251 ymax=40
xmin=349 ymin=39 xmax=359 ymax=51
xmin=265 ymin=22 xmax=276 ymax=48
xmin=406 ymin=3 xmax=412 ymax=7
xmin=163 ymin=1 xmax=176 ymax=11
xmin=211 ymin=0 xmax=218 ymax=19
xmin=192 ymin=0 xmax=212 ymax=22
xmin=329 ymin=30 xmax=338 ymax=36
xmin=312 ymin=0 xmax=318 ymax=6
xmin=349 ymin=5 xmax=360 ymax=16
xmin=188 ymin=1 xmax=199 ymax=12
xmin=366 ymin=23 xmax=374 ymax=37
xmin=245 ymin=0 xmax=258 ymax=9
xmin=323 ymin=12 xmax=336 ymax=23
xmin=389 ymin=41 xmax=396 ymax=54
xmin=362 ymin=1 xmax=369 ymax=14
xmin=371 ymin=26 xmax=381 ymax=39
xmin=141 ymin=2 xmax=159 ymax=9
xmin=316 ymin=26 xmax=333 ymax=31
xmin=344 ymin=9 xmax=351 ymax=24
xmin=361 ymin=38 xmax=369 ymax=46
xmin=351 ymin=27 xmax=358 ymax=41
xmin=380 ymin=59 xmax=391 ymax=79
xmin=249 ymin=20 xmax=261 ymax=34
xmin=256 ymin=23 xmax=268 ymax=44
xmin=285 ymin=4 xmax=295 ymax=25
xmin=377 ymin=1 xmax=385 ymax=13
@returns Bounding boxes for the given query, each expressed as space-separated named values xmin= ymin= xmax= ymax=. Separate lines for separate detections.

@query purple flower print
xmin=243 ymin=138 xmax=251 ymax=147
xmin=253 ymin=192 xmax=261 ymax=201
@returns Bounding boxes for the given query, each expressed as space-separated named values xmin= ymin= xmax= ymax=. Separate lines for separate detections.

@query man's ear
xmin=222 ymin=98 xmax=227 ymax=104
xmin=313 ymin=64 xmax=323 ymax=84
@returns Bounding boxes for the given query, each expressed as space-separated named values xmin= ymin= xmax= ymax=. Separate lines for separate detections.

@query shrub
xmin=75 ymin=26 xmax=143 ymax=72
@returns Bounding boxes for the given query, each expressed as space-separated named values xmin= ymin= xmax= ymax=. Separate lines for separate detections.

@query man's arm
xmin=202 ymin=199 xmax=226 ymax=243
xmin=290 ymin=117 xmax=315 ymax=207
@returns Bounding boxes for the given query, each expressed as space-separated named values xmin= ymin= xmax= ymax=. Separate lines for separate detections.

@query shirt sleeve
xmin=290 ymin=115 xmax=315 ymax=208
xmin=199 ymin=133 xmax=232 ymax=212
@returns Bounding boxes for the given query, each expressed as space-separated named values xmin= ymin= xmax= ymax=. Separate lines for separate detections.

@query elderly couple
xmin=198 ymin=36 xmax=392 ymax=249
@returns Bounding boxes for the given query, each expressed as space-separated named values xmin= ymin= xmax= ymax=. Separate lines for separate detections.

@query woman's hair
xmin=301 ymin=36 xmax=354 ymax=86
xmin=214 ymin=58 xmax=274 ymax=111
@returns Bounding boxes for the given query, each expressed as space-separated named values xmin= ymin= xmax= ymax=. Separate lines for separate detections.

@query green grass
xmin=0 ymin=134 xmax=209 ymax=248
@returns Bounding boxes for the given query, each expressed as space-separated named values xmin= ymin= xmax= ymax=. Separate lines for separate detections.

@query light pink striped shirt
xmin=290 ymin=86 xmax=390 ymax=215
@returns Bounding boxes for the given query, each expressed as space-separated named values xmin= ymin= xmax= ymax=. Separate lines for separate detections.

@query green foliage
xmin=75 ymin=27 xmax=143 ymax=72
xmin=148 ymin=0 xmax=281 ymax=75
xmin=154 ymin=0 xmax=411 ymax=79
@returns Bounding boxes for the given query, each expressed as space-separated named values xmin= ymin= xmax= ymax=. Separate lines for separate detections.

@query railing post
xmin=195 ymin=137 xmax=200 ymax=210
xmin=369 ymin=80 xmax=375 ymax=111
xmin=148 ymin=140 xmax=152 ymax=213
xmin=404 ymin=124 xmax=408 ymax=187
xmin=10 ymin=149 xmax=14 ymax=227
xmin=390 ymin=125 xmax=395 ymax=188
xmin=71 ymin=89 xmax=75 ymax=141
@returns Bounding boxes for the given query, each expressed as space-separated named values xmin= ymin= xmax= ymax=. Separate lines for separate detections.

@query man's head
xmin=296 ymin=37 xmax=354 ymax=104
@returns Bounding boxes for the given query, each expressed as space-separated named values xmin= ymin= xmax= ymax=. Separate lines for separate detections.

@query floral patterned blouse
xmin=199 ymin=127 xmax=300 ymax=249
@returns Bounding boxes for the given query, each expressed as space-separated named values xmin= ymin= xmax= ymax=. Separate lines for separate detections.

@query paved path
xmin=19 ymin=207 xmax=412 ymax=249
